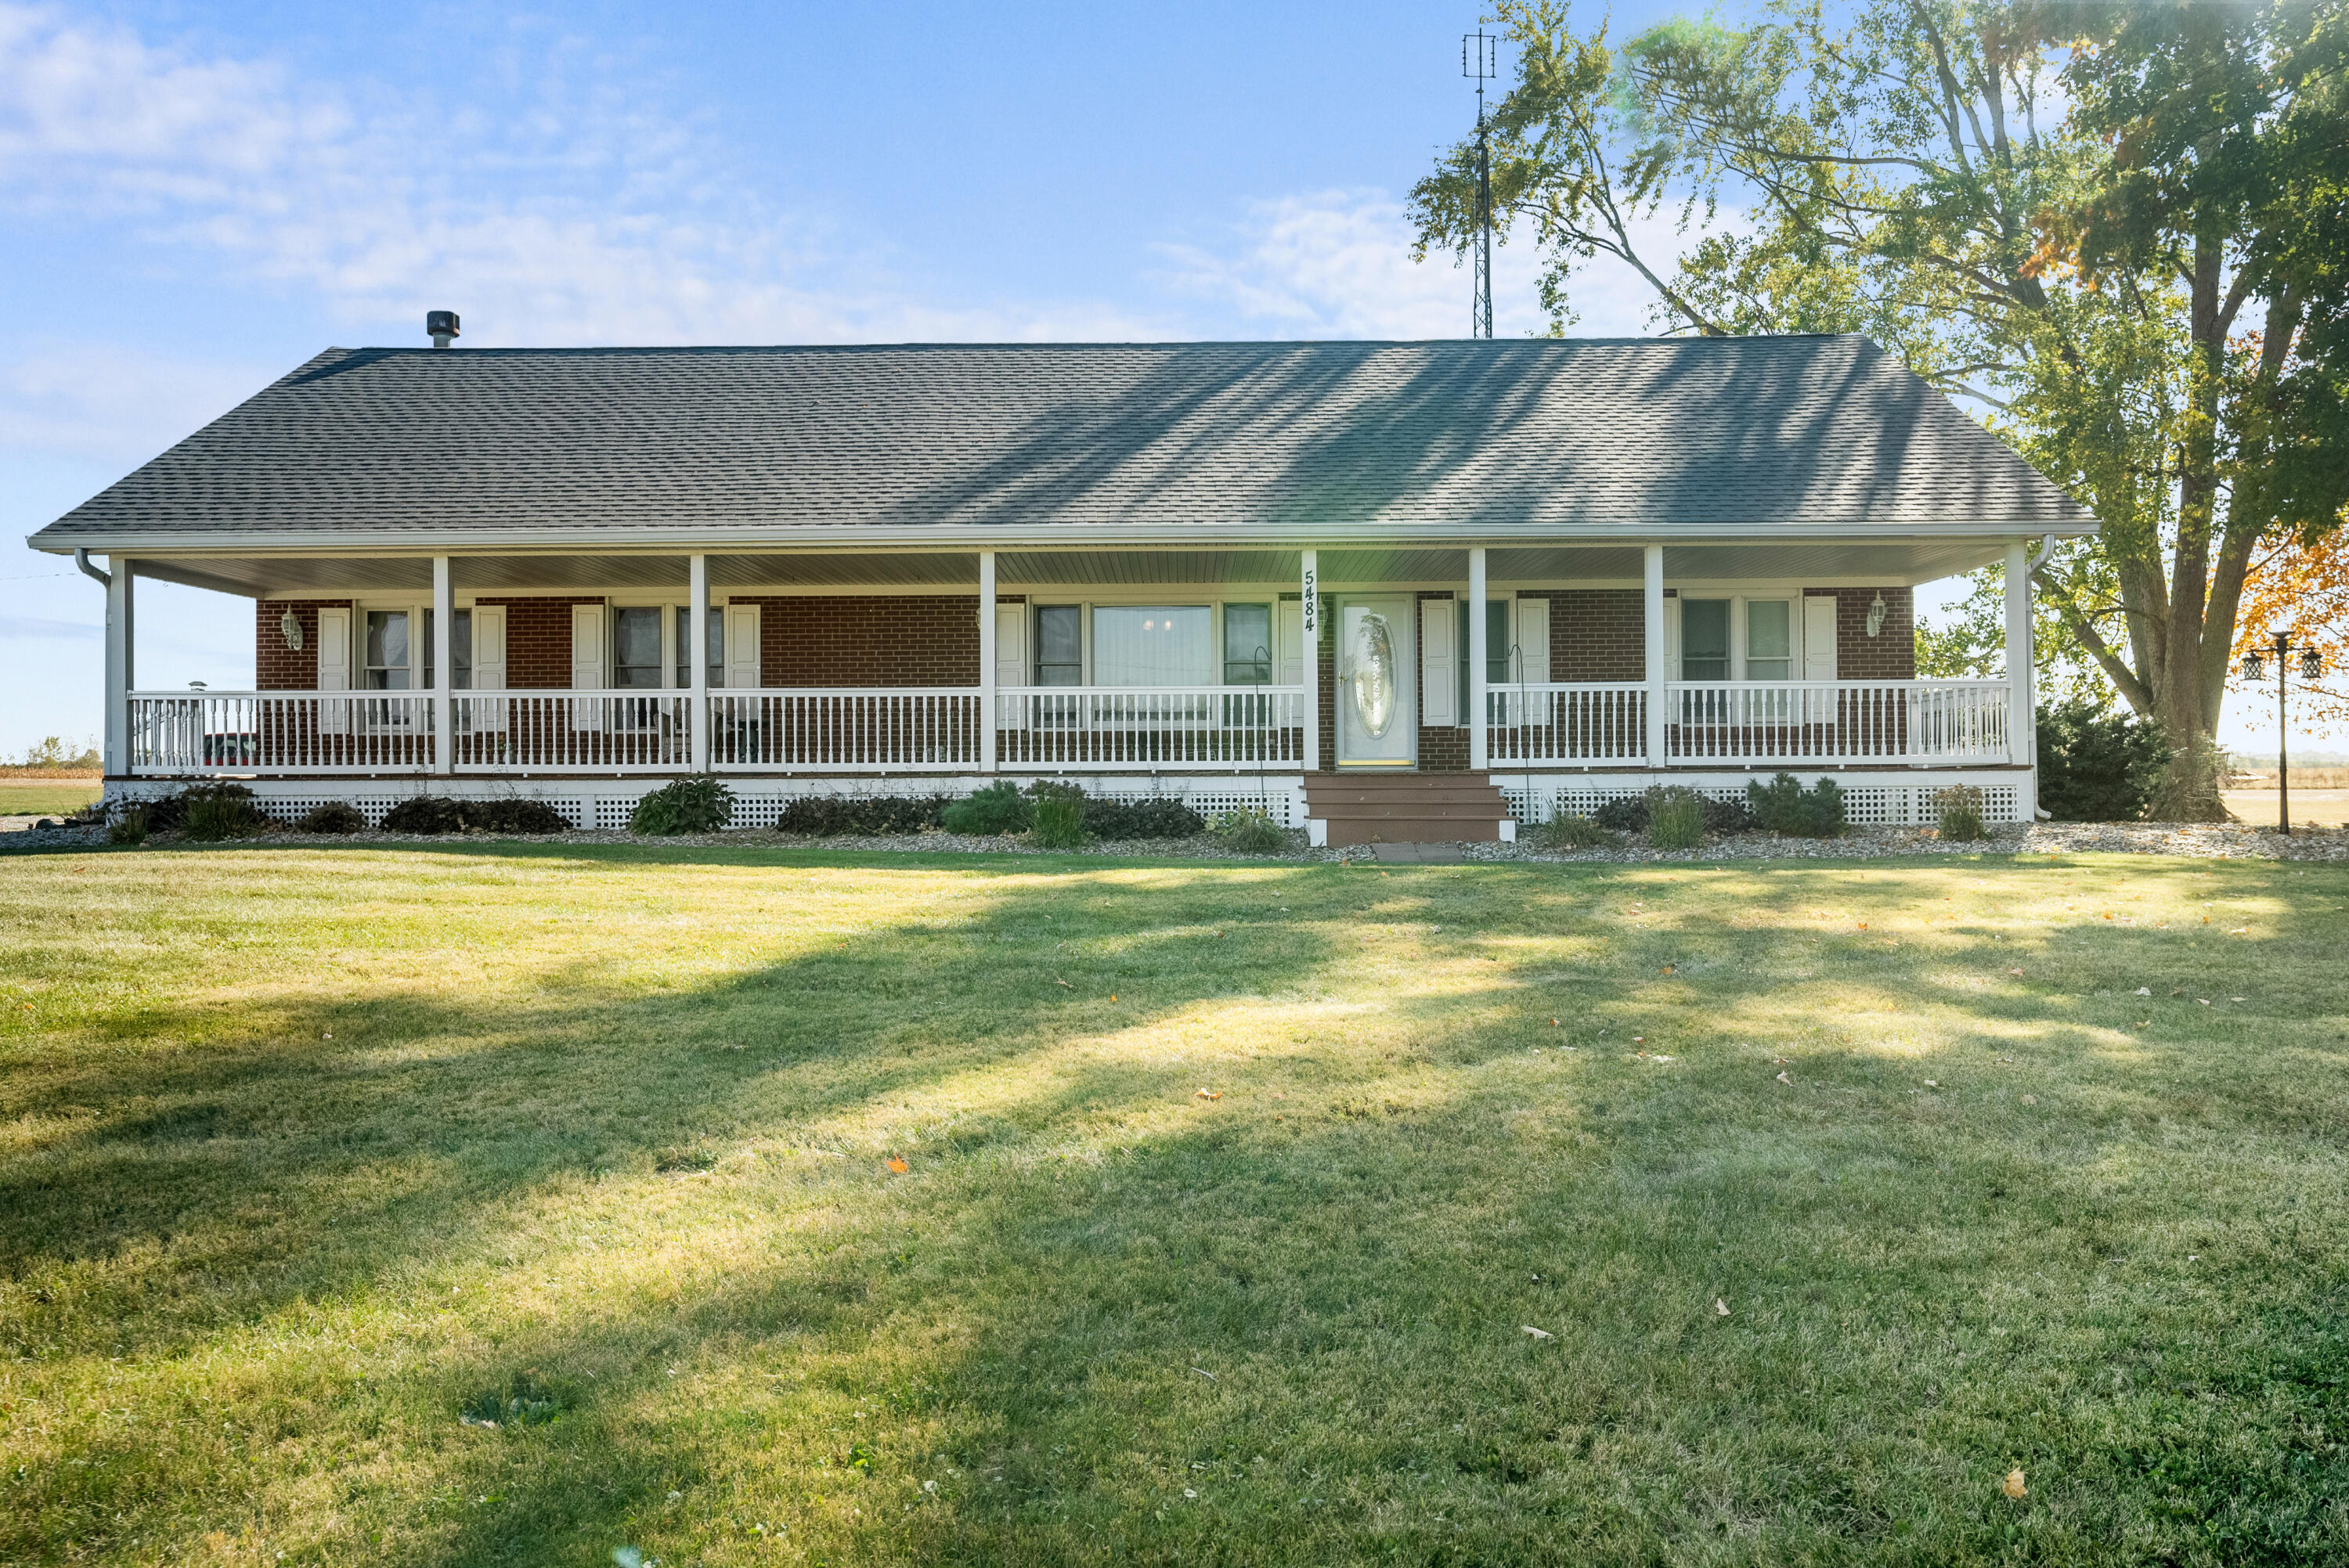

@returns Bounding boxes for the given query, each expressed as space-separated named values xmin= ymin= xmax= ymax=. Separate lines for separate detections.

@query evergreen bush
xmin=2036 ymin=698 xmax=2164 ymax=820
xmin=179 ymin=784 xmax=264 ymax=842
xmin=630 ymin=776 xmax=735 ymax=835
xmin=941 ymin=781 xmax=1032 ymax=834
xmin=774 ymin=795 xmax=950 ymax=836
xmin=297 ymin=801 xmax=368 ymax=834
xmin=1747 ymin=773 xmax=1847 ymax=837
xmin=379 ymin=795 xmax=468 ymax=834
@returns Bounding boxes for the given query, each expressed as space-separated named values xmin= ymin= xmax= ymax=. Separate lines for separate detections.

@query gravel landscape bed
xmin=6 ymin=818 xmax=2347 ymax=861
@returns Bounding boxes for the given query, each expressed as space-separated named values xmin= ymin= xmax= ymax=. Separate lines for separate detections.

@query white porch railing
xmin=710 ymin=689 xmax=980 ymax=771
xmin=450 ymin=691 xmax=693 ymax=771
xmin=1485 ymin=683 xmax=1649 ymax=763
xmin=128 ymin=690 xmax=435 ymax=773
xmin=1662 ymin=679 xmax=2010 ymax=764
xmin=998 ymin=686 xmax=1307 ymax=770
xmin=126 ymin=679 xmax=2015 ymax=776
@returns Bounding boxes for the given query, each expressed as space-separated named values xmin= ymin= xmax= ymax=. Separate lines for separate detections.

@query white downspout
xmin=978 ymin=550 xmax=998 ymax=775
xmin=1644 ymin=543 xmax=1667 ymax=769
xmin=432 ymin=556 xmax=454 ymax=776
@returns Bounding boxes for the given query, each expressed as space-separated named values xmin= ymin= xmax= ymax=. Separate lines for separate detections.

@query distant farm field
xmin=3 ymin=843 xmax=2346 ymax=1565
xmin=0 ymin=780 xmax=100 ymax=816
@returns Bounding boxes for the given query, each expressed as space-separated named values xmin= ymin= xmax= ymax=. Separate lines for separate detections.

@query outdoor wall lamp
xmin=280 ymin=607 xmax=303 ymax=651
xmin=1865 ymin=591 xmax=1886 ymax=637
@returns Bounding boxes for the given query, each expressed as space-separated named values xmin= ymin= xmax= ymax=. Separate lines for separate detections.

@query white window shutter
xmin=1278 ymin=600 xmax=1303 ymax=687
xmin=471 ymin=606 xmax=507 ymax=690
xmin=726 ymin=604 xmax=761 ymax=689
xmin=1513 ymin=597 xmax=1550 ymax=720
xmin=1664 ymin=598 xmax=1683 ymax=681
xmin=571 ymin=603 xmax=607 ymax=732
xmin=994 ymin=604 xmax=1027 ymax=688
xmin=1804 ymin=596 xmax=1839 ymax=681
xmin=1420 ymin=597 xmax=1457 ymax=726
xmin=316 ymin=606 xmax=350 ymax=735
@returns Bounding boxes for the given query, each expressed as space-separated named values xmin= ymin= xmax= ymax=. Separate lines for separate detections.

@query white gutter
xmin=74 ymin=547 xmax=111 ymax=587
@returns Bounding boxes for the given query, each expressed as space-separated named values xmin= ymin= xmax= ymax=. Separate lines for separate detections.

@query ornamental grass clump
xmin=1747 ymin=772 xmax=1848 ymax=838
xmin=1934 ymin=784 xmax=1988 ymax=842
xmin=940 ymin=781 xmax=1031 ymax=834
xmin=180 ymin=783 xmax=263 ymax=842
xmin=1207 ymin=807 xmax=1290 ymax=854
xmin=630 ymin=775 xmax=734 ymax=836
xmin=1030 ymin=795 xmax=1088 ymax=849
xmin=1531 ymin=812 xmax=1615 ymax=849
xmin=106 ymin=806 xmax=149 ymax=845
xmin=1644 ymin=787 xmax=1707 ymax=850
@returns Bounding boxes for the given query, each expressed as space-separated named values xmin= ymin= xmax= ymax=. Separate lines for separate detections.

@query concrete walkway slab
xmin=1369 ymin=842 xmax=1467 ymax=863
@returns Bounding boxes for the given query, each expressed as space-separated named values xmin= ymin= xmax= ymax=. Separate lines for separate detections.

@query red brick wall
xmin=1808 ymin=586 xmax=1914 ymax=679
xmin=255 ymin=600 xmax=352 ymax=689
xmin=1541 ymin=589 xmax=1645 ymax=681
xmin=736 ymin=595 xmax=980 ymax=687
xmin=473 ymin=597 xmax=608 ymax=688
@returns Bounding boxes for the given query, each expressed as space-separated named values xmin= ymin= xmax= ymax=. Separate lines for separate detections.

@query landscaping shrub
xmin=1593 ymin=788 xmax=1752 ymax=838
xmin=1207 ymin=807 xmax=1290 ymax=853
xmin=773 ymin=795 xmax=950 ymax=836
xmin=107 ymin=806 xmax=149 ymax=845
xmin=1644 ymin=787 xmax=1707 ymax=849
xmin=180 ymin=783 xmax=264 ymax=842
xmin=379 ymin=795 xmax=468 ymax=834
xmin=1747 ymin=772 xmax=1847 ymax=838
xmin=1933 ymin=784 xmax=1987 ymax=842
xmin=630 ymin=776 xmax=735 ymax=835
xmin=1530 ymin=812 xmax=1615 ymax=849
xmin=297 ymin=801 xmax=368 ymax=834
xmin=1030 ymin=795 xmax=1088 ymax=849
xmin=1082 ymin=795 xmax=1206 ymax=839
xmin=2037 ymin=697 xmax=2164 ymax=821
xmin=135 ymin=782 xmax=257 ymax=835
xmin=465 ymin=798 xmax=573 ymax=834
xmin=941 ymin=781 xmax=1032 ymax=834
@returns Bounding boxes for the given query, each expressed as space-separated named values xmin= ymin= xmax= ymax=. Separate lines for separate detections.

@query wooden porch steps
xmin=1303 ymin=773 xmax=1514 ymax=847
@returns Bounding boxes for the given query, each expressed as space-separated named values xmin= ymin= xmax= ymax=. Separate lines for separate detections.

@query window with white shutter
xmin=725 ymin=604 xmax=762 ymax=690
xmin=1803 ymin=596 xmax=1839 ymax=680
xmin=1420 ymin=597 xmax=1457 ymax=726
xmin=570 ymin=603 xmax=607 ymax=731
xmin=316 ymin=606 xmax=351 ymax=734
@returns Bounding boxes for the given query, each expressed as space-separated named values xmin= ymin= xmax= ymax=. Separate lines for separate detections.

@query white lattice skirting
xmin=1495 ymin=770 xmax=2031 ymax=827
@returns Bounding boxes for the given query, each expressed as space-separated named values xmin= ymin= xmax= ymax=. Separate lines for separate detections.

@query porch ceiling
xmin=125 ymin=536 xmax=2019 ymax=600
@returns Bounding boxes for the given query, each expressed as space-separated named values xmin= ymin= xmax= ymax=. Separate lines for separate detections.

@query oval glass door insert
xmin=1351 ymin=613 xmax=1396 ymax=737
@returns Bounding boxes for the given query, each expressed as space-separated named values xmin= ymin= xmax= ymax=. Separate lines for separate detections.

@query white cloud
xmin=0 ymin=344 xmax=276 ymax=467
xmin=1154 ymin=188 xmax=1716 ymax=341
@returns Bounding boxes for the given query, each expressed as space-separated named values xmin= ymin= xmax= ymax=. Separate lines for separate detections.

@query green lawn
xmin=3 ymin=844 xmax=2346 ymax=1566
xmin=0 ymin=780 xmax=100 ymax=816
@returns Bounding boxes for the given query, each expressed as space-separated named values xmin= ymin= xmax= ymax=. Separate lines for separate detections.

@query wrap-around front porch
xmin=101 ymin=539 xmax=2042 ymax=829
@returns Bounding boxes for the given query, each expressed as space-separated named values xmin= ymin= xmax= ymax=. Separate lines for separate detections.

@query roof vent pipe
xmin=426 ymin=310 xmax=460 ymax=349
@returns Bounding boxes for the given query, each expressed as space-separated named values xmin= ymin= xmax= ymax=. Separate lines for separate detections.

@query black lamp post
xmin=2240 ymin=633 xmax=2326 ymax=835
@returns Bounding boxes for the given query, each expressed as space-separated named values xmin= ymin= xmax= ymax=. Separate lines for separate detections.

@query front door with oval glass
xmin=1336 ymin=597 xmax=1417 ymax=766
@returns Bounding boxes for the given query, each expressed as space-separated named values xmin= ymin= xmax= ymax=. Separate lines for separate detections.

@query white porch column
xmin=1644 ymin=543 xmax=1668 ymax=766
xmin=687 ymin=553 xmax=710 ymax=773
xmin=978 ymin=550 xmax=998 ymax=774
xmin=1300 ymin=549 xmax=1319 ymax=773
xmin=2004 ymin=540 xmax=2034 ymax=774
xmin=1468 ymin=546 xmax=1489 ymax=770
xmin=431 ymin=556 xmax=454 ymax=775
xmin=104 ymin=558 xmax=134 ymax=776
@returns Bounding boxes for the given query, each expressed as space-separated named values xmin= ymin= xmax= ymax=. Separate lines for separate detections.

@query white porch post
xmin=978 ymin=550 xmax=998 ymax=774
xmin=1643 ymin=543 xmax=1667 ymax=766
xmin=688 ymin=553 xmax=710 ymax=773
xmin=431 ymin=555 xmax=454 ymax=775
xmin=2004 ymin=540 xmax=2034 ymax=777
xmin=104 ymin=558 xmax=134 ymax=775
xmin=1300 ymin=549 xmax=1319 ymax=773
xmin=1468 ymin=546 xmax=1489 ymax=770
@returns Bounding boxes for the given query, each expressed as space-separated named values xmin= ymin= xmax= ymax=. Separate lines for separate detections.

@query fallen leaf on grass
xmin=1661 ymin=964 xmax=1674 ymax=974
xmin=1054 ymin=977 xmax=1073 ymax=989
xmin=2135 ymin=987 xmax=2152 ymax=996
xmin=1775 ymin=1071 xmax=1792 ymax=1085
xmin=1196 ymin=1088 xmax=1221 ymax=1101
xmin=1190 ymin=1366 xmax=1217 ymax=1381
xmin=1522 ymin=1325 xmax=1553 ymax=1339
xmin=2008 ymin=968 xmax=2025 ymax=977
xmin=2229 ymin=927 xmax=2248 ymax=935
xmin=2003 ymin=1469 xmax=2027 ymax=1498
xmin=886 ymin=1157 xmax=909 ymax=1173
xmin=1714 ymin=1298 xmax=1730 ymax=1317
xmin=1109 ymin=994 xmax=1117 ymax=1002
xmin=2020 ymin=1094 xmax=2037 ymax=1105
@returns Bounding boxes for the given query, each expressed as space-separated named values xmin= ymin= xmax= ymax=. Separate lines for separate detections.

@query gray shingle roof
xmin=31 ymin=336 xmax=2095 ymax=548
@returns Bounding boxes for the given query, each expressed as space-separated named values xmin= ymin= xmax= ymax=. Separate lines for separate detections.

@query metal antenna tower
xmin=1463 ymin=29 xmax=1498 ymax=338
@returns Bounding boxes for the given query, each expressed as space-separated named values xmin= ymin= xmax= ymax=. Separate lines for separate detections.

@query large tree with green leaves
xmin=1413 ymin=0 xmax=2348 ymax=817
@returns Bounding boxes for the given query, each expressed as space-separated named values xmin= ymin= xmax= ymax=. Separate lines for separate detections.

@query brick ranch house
xmin=31 ymin=333 xmax=2093 ymax=843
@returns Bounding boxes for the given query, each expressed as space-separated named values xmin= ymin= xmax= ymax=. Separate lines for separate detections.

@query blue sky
xmin=3 ymin=0 xmax=2335 ymax=759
